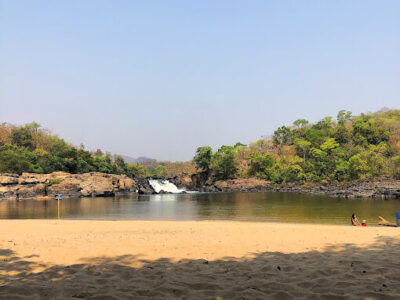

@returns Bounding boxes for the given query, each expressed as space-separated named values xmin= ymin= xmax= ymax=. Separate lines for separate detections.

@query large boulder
xmin=0 ymin=185 xmax=18 ymax=199
xmin=79 ymin=173 xmax=115 ymax=197
xmin=117 ymin=177 xmax=136 ymax=191
xmin=47 ymin=175 xmax=81 ymax=198
xmin=135 ymin=177 xmax=156 ymax=194
xmin=0 ymin=172 xmax=138 ymax=199
xmin=17 ymin=184 xmax=47 ymax=198
xmin=79 ymin=173 xmax=136 ymax=197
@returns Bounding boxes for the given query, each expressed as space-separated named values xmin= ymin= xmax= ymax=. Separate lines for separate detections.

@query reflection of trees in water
xmin=194 ymin=193 xmax=241 ymax=219
xmin=0 ymin=200 xmax=56 ymax=219
xmin=1 ymin=193 xmax=400 ymax=223
xmin=193 ymin=192 xmax=400 ymax=224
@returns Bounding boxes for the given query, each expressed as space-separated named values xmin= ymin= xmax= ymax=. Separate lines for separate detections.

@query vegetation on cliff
xmin=193 ymin=109 xmax=400 ymax=183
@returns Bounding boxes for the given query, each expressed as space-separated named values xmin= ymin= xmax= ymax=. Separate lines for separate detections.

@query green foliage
xmin=247 ymin=152 xmax=275 ymax=179
xmin=0 ymin=123 xmax=142 ymax=178
xmin=210 ymin=145 xmax=238 ymax=179
xmin=10 ymin=126 xmax=34 ymax=150
xmin=305 ymin=129 xmax=326 ymax=146
xmin=220 ymin=109 xmax=400 ymax=183
xmin=273 ymin=126 xmax=292 ymax=146
xmin=293 ymin=119 xmax=309 ymax=128
xmin=126 ymin=164 xmax=146 ymax=178
xmin=49 ymin=178 xmax=62 ymax=185
xmin=0 ymin=144 xmax=34 ymax=173
xmin=392 ymin=156 xmax=400 ymax=179
xmin=193 ymin=146 xmax=213 ymax=172
xmin=294 ymin=138 xmax=311 ymax=161
xmin=352 ymin=114 xmax=390 ymax=145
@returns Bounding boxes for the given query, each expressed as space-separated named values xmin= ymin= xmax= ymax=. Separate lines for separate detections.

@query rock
xmin=135 ymin=177 xmax=156 ymax=194
xmin=118 ymin=178 xmax=136 ymax=191
xmin=0 ymin=185 xmax=19 ymax=199
xmin=17 ymin=184 xmax=47 ymax=198
xmin=0 ymin=172 xmax=137 ymax=200
xmin=79 ymin=173 xmax=115 ymax=197
xmin=0 ymin=174 xmax=19 ymax=185
xmin=213 ymin=178 xmax=270 ymax=193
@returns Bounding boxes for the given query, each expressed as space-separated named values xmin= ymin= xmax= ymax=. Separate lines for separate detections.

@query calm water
xmin=0 ymin=192 xmax=399 ymax=225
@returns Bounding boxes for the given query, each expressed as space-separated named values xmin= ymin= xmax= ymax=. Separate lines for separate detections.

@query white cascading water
xmin=148 ymin=179 xmax=186 ymax=194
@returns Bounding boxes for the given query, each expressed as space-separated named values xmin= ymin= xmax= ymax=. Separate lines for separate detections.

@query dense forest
xmin=0 ymin=122 xmax=146 ymax=178
xmin=193 ymin=109 xmax=400 ymax=183
xmin=0 ymin=122 xmax=194 ymax=178
xmin=1 ymin=109 xmax=400 ymax=183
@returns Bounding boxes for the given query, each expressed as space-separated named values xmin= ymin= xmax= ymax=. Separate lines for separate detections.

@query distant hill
xmin=116 ymin=155 xmax=154 ymax=164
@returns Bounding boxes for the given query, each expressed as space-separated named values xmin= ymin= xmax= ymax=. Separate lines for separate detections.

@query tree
xmin=337 ymin=110 xmax=352 ymax=123
xmin=193 ymin=146 xmax=213 ymax=173
xmin=247 ymin=152 xmax=275 ymax=179
xmin=352 ymin=114 xmax=390 ymax=145
xmin=314 ymin=116 xmax=333 ymax=131
xmin=294 ymin=138 xmax=311 ymax=162
xmin=25 ymin=122 xmax=41 ymax=132
xmin=305 ymin=129 xmax=326 ymax=146
xmin=94 ymin=149 xmax=104 ymax=157
xmin=114 ymin=156 xmax=127 ymax=174
xmin=210 ymin=145 xmax=238 ymax=179
xmin=273 ymin=126 xmax=292 ymax=146
xmin=391 ymin=156 xmax=400 ymax=179
xmin=10 ymin=127 xmax=33 ymax=149
xmin=233 ymin=142 xmax=246 ymax=148
xmin=126 ymin=164 xmax=146 ymax=178
xmin=293 ymin=119 xmax=309 ymax=128
xmin=0 ymin=145 xmax=34 ymax=174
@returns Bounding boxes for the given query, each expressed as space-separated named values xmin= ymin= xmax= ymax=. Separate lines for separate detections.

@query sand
xmin=1 ymin=220 xmax=400 ymax=299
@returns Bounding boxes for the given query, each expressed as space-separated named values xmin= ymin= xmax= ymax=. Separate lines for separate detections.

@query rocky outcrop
xmin=273 ymin=178 xmax=400 ymax=199
xmin=170 ymin=173 xmax=400 ymax=198
xmin=0 ymin=172 xmax=136 ymax=200
xmin=2 ymin=171 xmax=399 ymax=200
xmin=170 ymin=172 xmax=211 ymax=190
xmin=135 ymin=177 xmax=156 ymax=194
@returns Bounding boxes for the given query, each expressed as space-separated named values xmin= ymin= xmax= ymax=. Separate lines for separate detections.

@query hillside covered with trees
xmin=0 ymin=122 xmax=146 ymax=178
xmin=2 ymin=109 xmax=400 ymax=185
xmin=193 ymin=109 xmax=400 ymax=183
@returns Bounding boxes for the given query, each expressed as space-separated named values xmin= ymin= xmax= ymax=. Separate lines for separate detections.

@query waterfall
xmin=148 ymin=179 xmax=187 ymax=194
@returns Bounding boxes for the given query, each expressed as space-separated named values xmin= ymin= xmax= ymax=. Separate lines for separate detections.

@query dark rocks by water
xmin=0 ymin=172 xmax=136 ymax=200
xmin=135 ymin=177 xmax=156 ymax=194
xmin=169 ymin=174 xmax=400 ymax=199
xmin=1 ymin=171 xmax=400 ymax=200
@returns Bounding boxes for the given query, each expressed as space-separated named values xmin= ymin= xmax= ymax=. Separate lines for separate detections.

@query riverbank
xmin=1 ymin=172 xmax=400 ymax=200
xmin=0 ymin=172 xmax=136 ymax=200
xmin=174 ymin=175 xmax=400 ymax=198
xmin=1 ymin=220 xmax=399 ymax=299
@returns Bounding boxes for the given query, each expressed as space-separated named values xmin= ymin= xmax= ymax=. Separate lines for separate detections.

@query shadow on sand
xmin=1 ymin=236 xmax=400 ymax=299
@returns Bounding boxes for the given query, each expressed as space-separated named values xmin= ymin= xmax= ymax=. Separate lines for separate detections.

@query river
xmin=1 ymin=192 xmax=399 ymax=225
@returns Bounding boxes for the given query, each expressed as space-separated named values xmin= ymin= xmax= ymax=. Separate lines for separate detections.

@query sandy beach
xmin=1 ymin=220 xmax=400 ymax=299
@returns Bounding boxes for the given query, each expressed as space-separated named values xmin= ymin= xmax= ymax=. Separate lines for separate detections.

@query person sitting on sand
xmin=351 ymin=213 xmax=361 ymax=226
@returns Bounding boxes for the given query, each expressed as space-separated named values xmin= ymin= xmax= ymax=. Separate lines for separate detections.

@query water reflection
xmin=0 ymin=192 xmax=399 ymax=225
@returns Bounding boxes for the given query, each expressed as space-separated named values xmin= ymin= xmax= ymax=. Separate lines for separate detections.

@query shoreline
xmin=0 ymin=217 xmax=392 ymax=227
xmin=1 ymin=172 xmax=400 ymax=201
xmin=1 ymin=219 xmax=399 ymax=263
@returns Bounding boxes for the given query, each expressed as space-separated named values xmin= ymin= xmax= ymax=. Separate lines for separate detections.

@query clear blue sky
xmin=1 ymin=0 xmax=399 ymax=161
